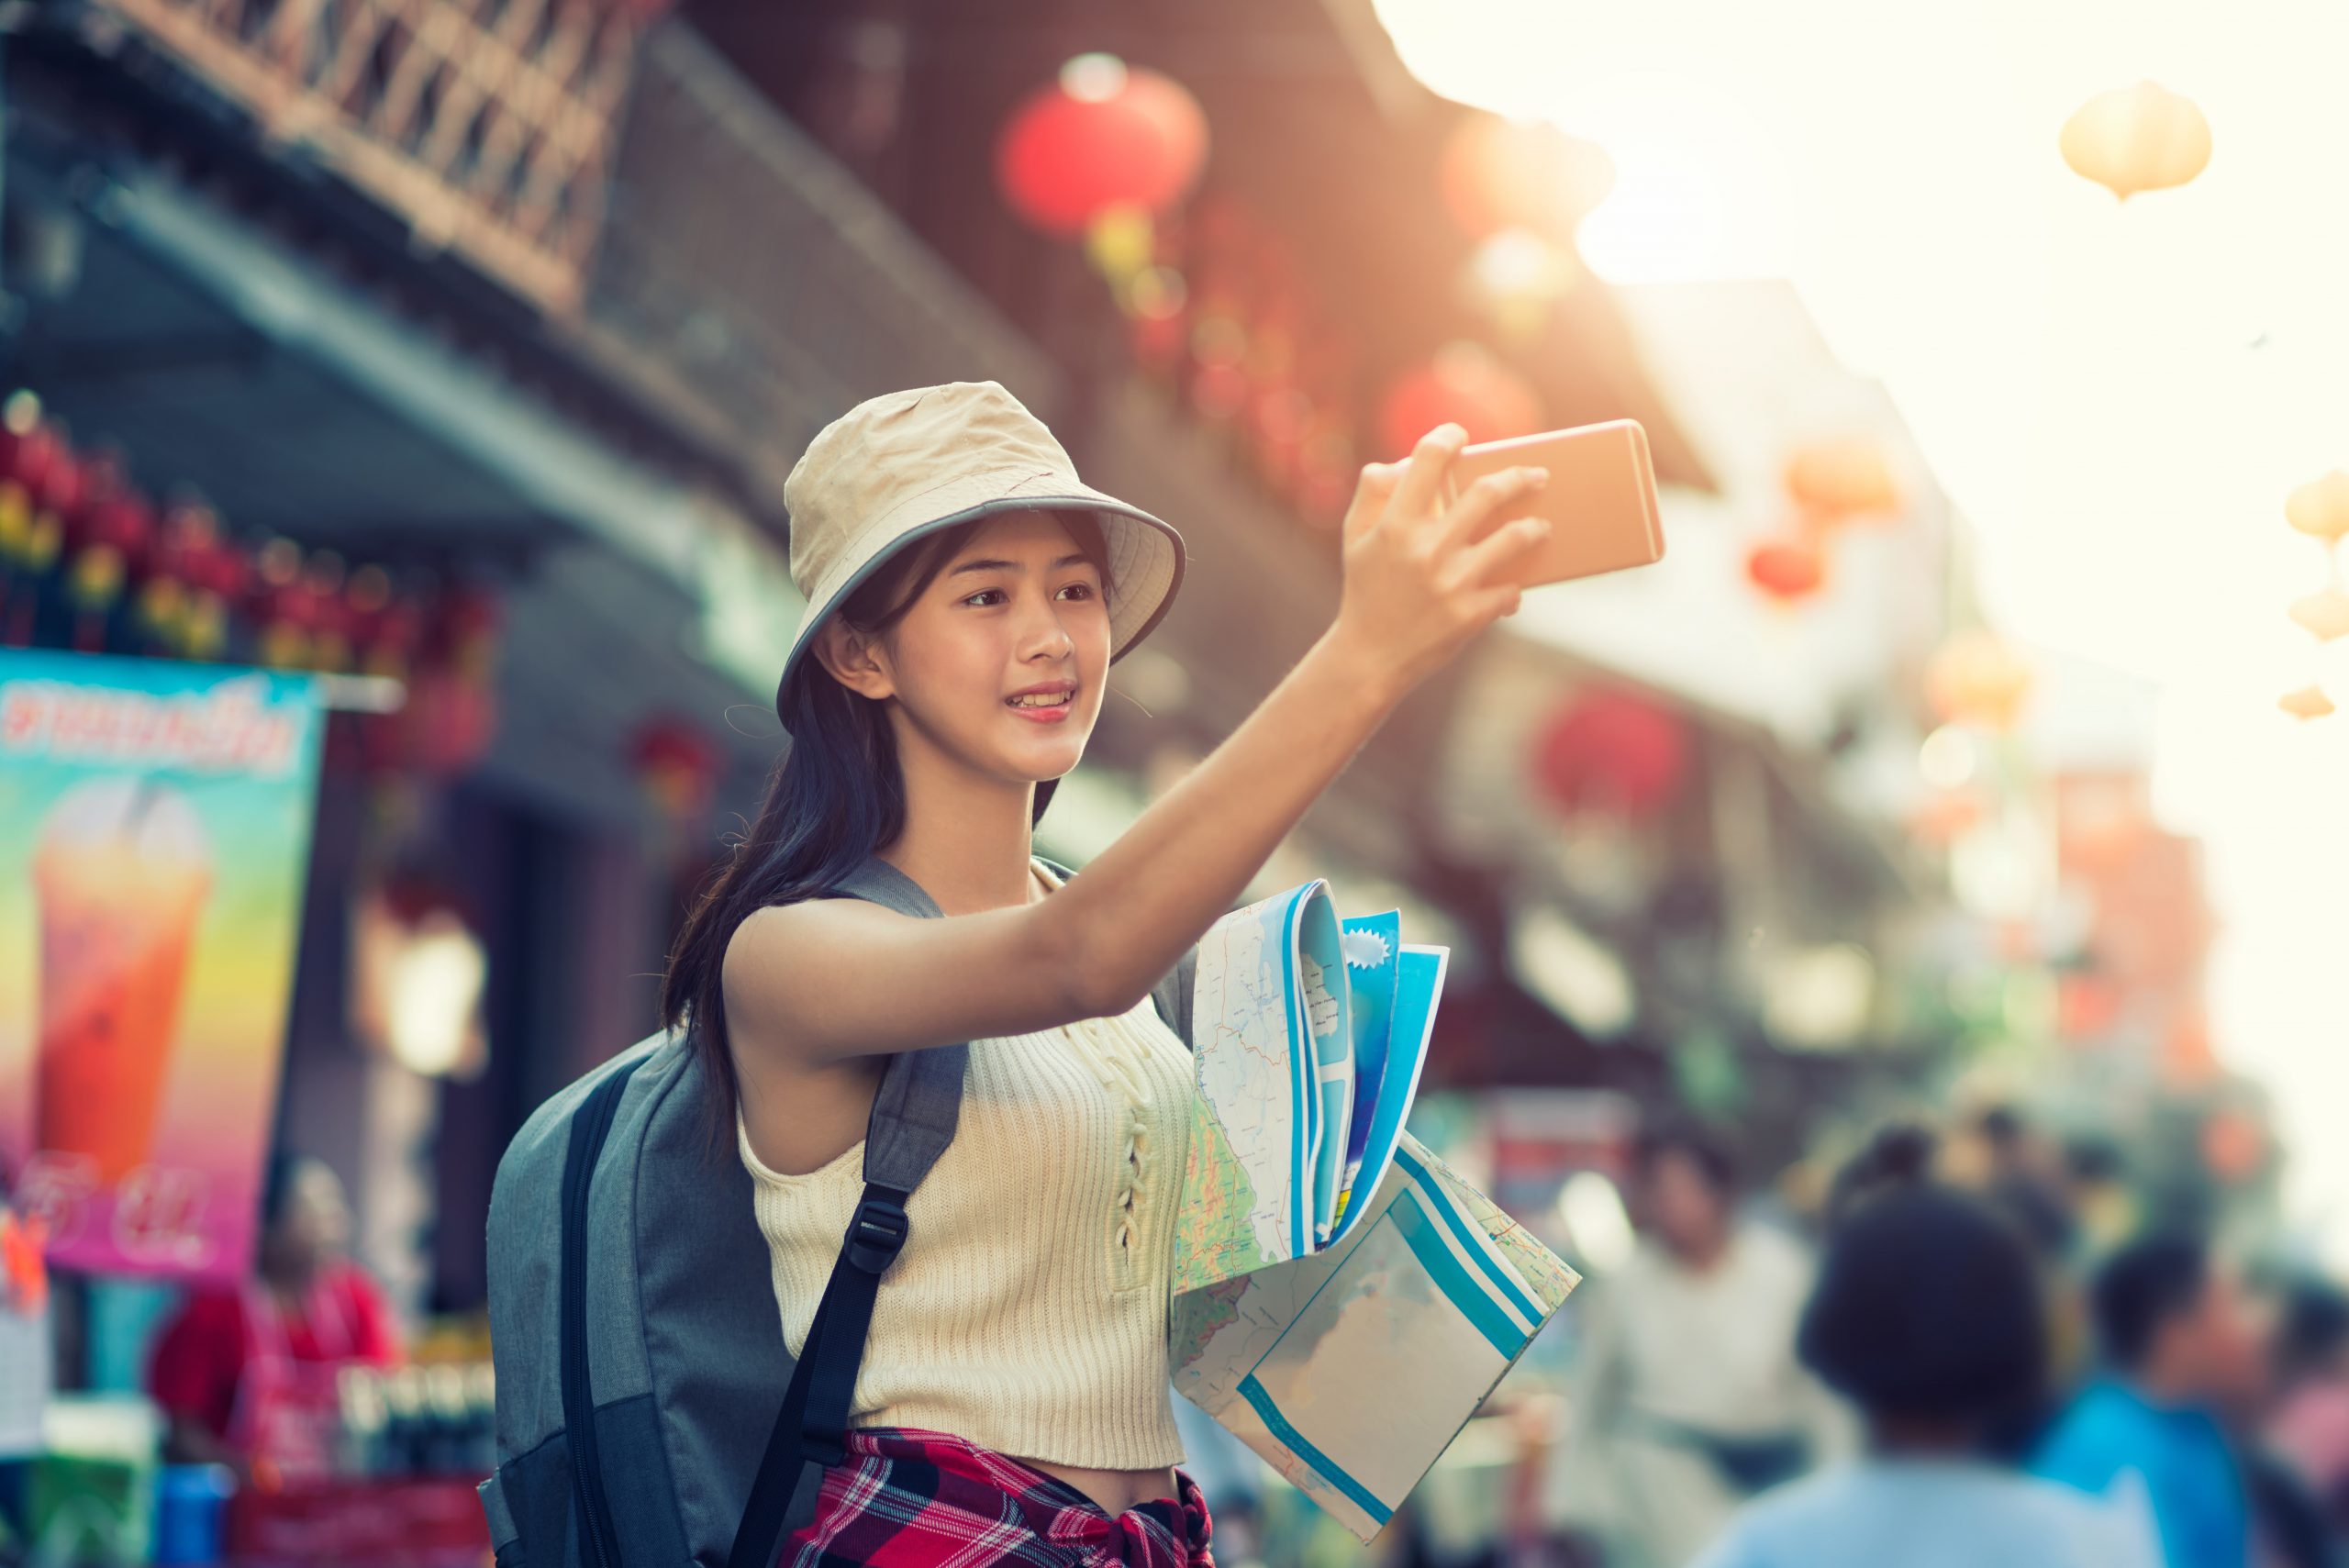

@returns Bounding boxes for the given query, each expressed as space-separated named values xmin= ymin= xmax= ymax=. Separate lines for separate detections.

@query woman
xmin=149 ymin=1153 xmax=401 ymax=1481
xmin=658 ymin=381 xmax=1551 ymax=1566
xmin=1691 ymin=1132 xmax=2158 ymax=1568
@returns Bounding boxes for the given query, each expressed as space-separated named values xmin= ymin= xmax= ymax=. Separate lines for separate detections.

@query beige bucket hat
xmin=774 ymin=381 xmax=1186 ymax=718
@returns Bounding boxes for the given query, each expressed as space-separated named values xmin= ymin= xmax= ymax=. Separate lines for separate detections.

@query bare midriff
xmin=1022 ymin=1460 xmax=1180 ymax=1518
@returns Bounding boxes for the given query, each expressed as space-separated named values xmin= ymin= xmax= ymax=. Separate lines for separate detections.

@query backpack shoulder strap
xmin=1151 ymin=948 xmax=1199 ymax=1053
xmin=728 ymin=857 xmax=964 ymax=1568
xmin=829 ymin=859 xmax=964 ymax=1187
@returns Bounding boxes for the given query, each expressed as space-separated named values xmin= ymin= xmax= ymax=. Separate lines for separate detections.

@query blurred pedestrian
xmin=0 ymin=1173 xmax=50 ymax=1546
xmin=1689 ymin=1134 xmax=2158 ymax=1568
xmin=1542 ymin=1120 xmax=1848 ymax=1568
xmin=148 ymin=1152 xmax=402 ymax=1483
xmin=2032 ymin=1232 xmax=2264 ymax=1568
xmin=2060 ymin=1135 xmax=2140 ymax=1256
xmin=2240 ymin=1273 xmax=2349 ymax=1568
xmin=2269 ymin=1276 xmax=2349 ymax=1531
xmin=1972 ymin=1104 xmax=2080 ymax=1266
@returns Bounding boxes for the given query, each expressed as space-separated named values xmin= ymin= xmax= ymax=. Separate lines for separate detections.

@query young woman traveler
xmin=658 ymin=380 xmax=1552 ymax=1567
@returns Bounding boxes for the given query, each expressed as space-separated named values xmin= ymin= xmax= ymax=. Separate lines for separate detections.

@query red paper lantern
xmin=1440 ymin=116 xmax=1615 ymax=239
xmin=1530 ymin=688 xmax=1689 ymax=820
xmin=1744 ymin=539 xmax=1827 ymax=603
xmin=1379 ymin=342 xmax=1545 ymax=458
xmin=996 ymin=59 xmax=1208 ymax=238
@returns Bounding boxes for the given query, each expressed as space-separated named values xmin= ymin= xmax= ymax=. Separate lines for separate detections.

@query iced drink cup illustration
xmin=32 ymin=777 xmax=212 ymax=1184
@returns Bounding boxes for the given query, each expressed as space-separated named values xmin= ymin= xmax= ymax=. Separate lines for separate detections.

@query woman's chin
xmin=1000 ymin=729 xmax=1090 ymax=780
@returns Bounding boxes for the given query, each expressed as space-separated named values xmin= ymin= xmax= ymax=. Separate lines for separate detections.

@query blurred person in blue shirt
xmin=2032 ymin=1232 xmax=2264 ymax=1568
xmin=1694 ymin=1128 xmax=2158 ymax=1568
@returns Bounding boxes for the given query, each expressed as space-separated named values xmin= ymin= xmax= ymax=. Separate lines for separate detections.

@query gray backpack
xmin=480 ymin=856 xmax=1197 ymax=1568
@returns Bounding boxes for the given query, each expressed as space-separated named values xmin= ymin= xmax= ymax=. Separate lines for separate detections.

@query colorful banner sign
xmin=0 ymin=651 xmax=322 ymax=1281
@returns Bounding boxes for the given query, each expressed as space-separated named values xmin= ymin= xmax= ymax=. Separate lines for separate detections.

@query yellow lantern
xmin=1926 ymin=630 xmax=2033 ymax=730
xmin=2279 ymin=684 xmax=2335 ymax=721
xmin=2060 ymin=82 xmax=2211 ymax=201
xmin=2288 ymin=586 xmax=2349 ymax=642
xmin=2286 ymin=471 xmax=2349 ymax=543
xmin=1786 ymin=439 xmax=1902 ymax=523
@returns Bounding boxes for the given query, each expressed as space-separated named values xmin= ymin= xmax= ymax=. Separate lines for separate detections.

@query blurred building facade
xmin=4 ymin=0 xmax=2231 ymax=1342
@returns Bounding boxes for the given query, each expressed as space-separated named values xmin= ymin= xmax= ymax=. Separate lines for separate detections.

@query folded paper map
xmin=1169 ymin=883 xmax=1580 ymax=1540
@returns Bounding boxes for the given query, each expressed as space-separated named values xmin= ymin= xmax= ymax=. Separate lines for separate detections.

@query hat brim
xmin=774 ymin=491 xmax=1186 ymax=721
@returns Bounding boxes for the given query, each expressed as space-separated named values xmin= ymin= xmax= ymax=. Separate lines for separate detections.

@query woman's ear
xmin=812 ymin=619 xmax=896 ymax=701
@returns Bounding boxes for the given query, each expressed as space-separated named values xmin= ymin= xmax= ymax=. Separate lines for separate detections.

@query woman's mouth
xmin=1006 ymin=689 xmax=1074 ymax=723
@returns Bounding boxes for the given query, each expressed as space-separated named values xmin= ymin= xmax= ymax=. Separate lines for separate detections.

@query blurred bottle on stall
xmin=424 ymin=1364 xmax=469 ymax=1474
xmin=336 ymin=1364 xmax=388 ymax=1477
xmin=381 ymin=1366 xmax=427 ymax=1476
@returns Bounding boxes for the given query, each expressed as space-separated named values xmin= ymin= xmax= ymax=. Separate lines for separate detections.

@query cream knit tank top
xmin=737 ymin=860 xmax=1193 ymax=1471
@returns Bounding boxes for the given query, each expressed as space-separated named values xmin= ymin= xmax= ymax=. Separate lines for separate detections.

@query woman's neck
xmin=261 ymin=1261 xmax=318 ymax=1301
xmin=878 ymin=728 xmax=1042 ymax=914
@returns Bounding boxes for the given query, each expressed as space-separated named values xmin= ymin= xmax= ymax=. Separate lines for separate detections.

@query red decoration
xmin=1744 ymin=539 xmax=1827 ymax=603
xmin=630 ymin=716 xmax=721 ymax=822
xmin=996 ymin=61 xmax=1208 ymax=238
xmin=59 ymin=456 xmax=155 ymax=651
xmin=1379 ymin=342 xmax=1544 ymax=458
xmin=2057 ymin=974 xmax=2121 ymax=1041
xmin=2200 ymin=1106 xmax=2266 ymax=1184
xmin=1440 ymin=116 xmax=1615 ymax=239
xmin=401 ymin=667 xmax=498 ymax=777
xmin=1530 ymin=688 xmax=1689 ymax=820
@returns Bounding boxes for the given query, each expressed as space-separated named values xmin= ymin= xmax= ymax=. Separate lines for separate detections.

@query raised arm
xmin=728 ymin=426 xmax=1552 ymax=1065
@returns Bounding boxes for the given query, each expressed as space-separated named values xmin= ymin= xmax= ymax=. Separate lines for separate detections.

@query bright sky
xmin=1371 ymin=0 xmax=2349 ymax=1257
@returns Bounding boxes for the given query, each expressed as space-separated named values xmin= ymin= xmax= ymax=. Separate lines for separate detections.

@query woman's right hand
xmin=1328 ymin=424 xmax=1553 ymax=698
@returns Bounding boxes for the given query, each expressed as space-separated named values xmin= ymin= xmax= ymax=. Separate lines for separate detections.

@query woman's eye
xmin=1058 ymin=582 xmax=1097 ymax=601
xmin=963 ymin=589 xmax=1006 ymax=607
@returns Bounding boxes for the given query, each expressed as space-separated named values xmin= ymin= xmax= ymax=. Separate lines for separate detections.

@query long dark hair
xmin=661 ymin=509 xmax=1113 ymax=1136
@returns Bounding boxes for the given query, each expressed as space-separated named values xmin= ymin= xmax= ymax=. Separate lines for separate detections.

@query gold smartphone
xmin=1441 ymin=420 xmax=1665 ymax=587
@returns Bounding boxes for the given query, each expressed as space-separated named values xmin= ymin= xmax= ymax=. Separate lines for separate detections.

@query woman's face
xmin=263 ymin=1159 xmax=351 ymax=1277
xmin=848 ymin=511 xmax=1112 ymax=786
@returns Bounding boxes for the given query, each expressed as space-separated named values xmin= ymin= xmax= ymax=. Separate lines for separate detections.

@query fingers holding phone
xmin=1330 ymin=424 xmax=1552 ymax=697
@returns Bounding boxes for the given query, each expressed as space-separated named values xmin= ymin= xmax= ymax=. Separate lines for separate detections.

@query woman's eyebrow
xmin=946 ymin=552 xmax=1094 ymax=579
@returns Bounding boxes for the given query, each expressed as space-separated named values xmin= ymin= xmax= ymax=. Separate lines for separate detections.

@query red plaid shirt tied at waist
xmin=777 ymin=1428 xmax=1214 ymax=1568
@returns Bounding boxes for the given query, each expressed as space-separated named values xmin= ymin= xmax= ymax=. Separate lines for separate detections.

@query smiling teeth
xmin=1009 ymin=693 xmax=1071 ymax=707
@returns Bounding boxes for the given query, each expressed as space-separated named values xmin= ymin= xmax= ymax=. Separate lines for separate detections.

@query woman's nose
xmin=1019 ymin=597 xmax=1076 ymax=657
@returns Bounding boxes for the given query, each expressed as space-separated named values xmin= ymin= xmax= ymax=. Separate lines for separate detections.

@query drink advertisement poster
xmin=0 ymin=651 xmax=323 ymax=1282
